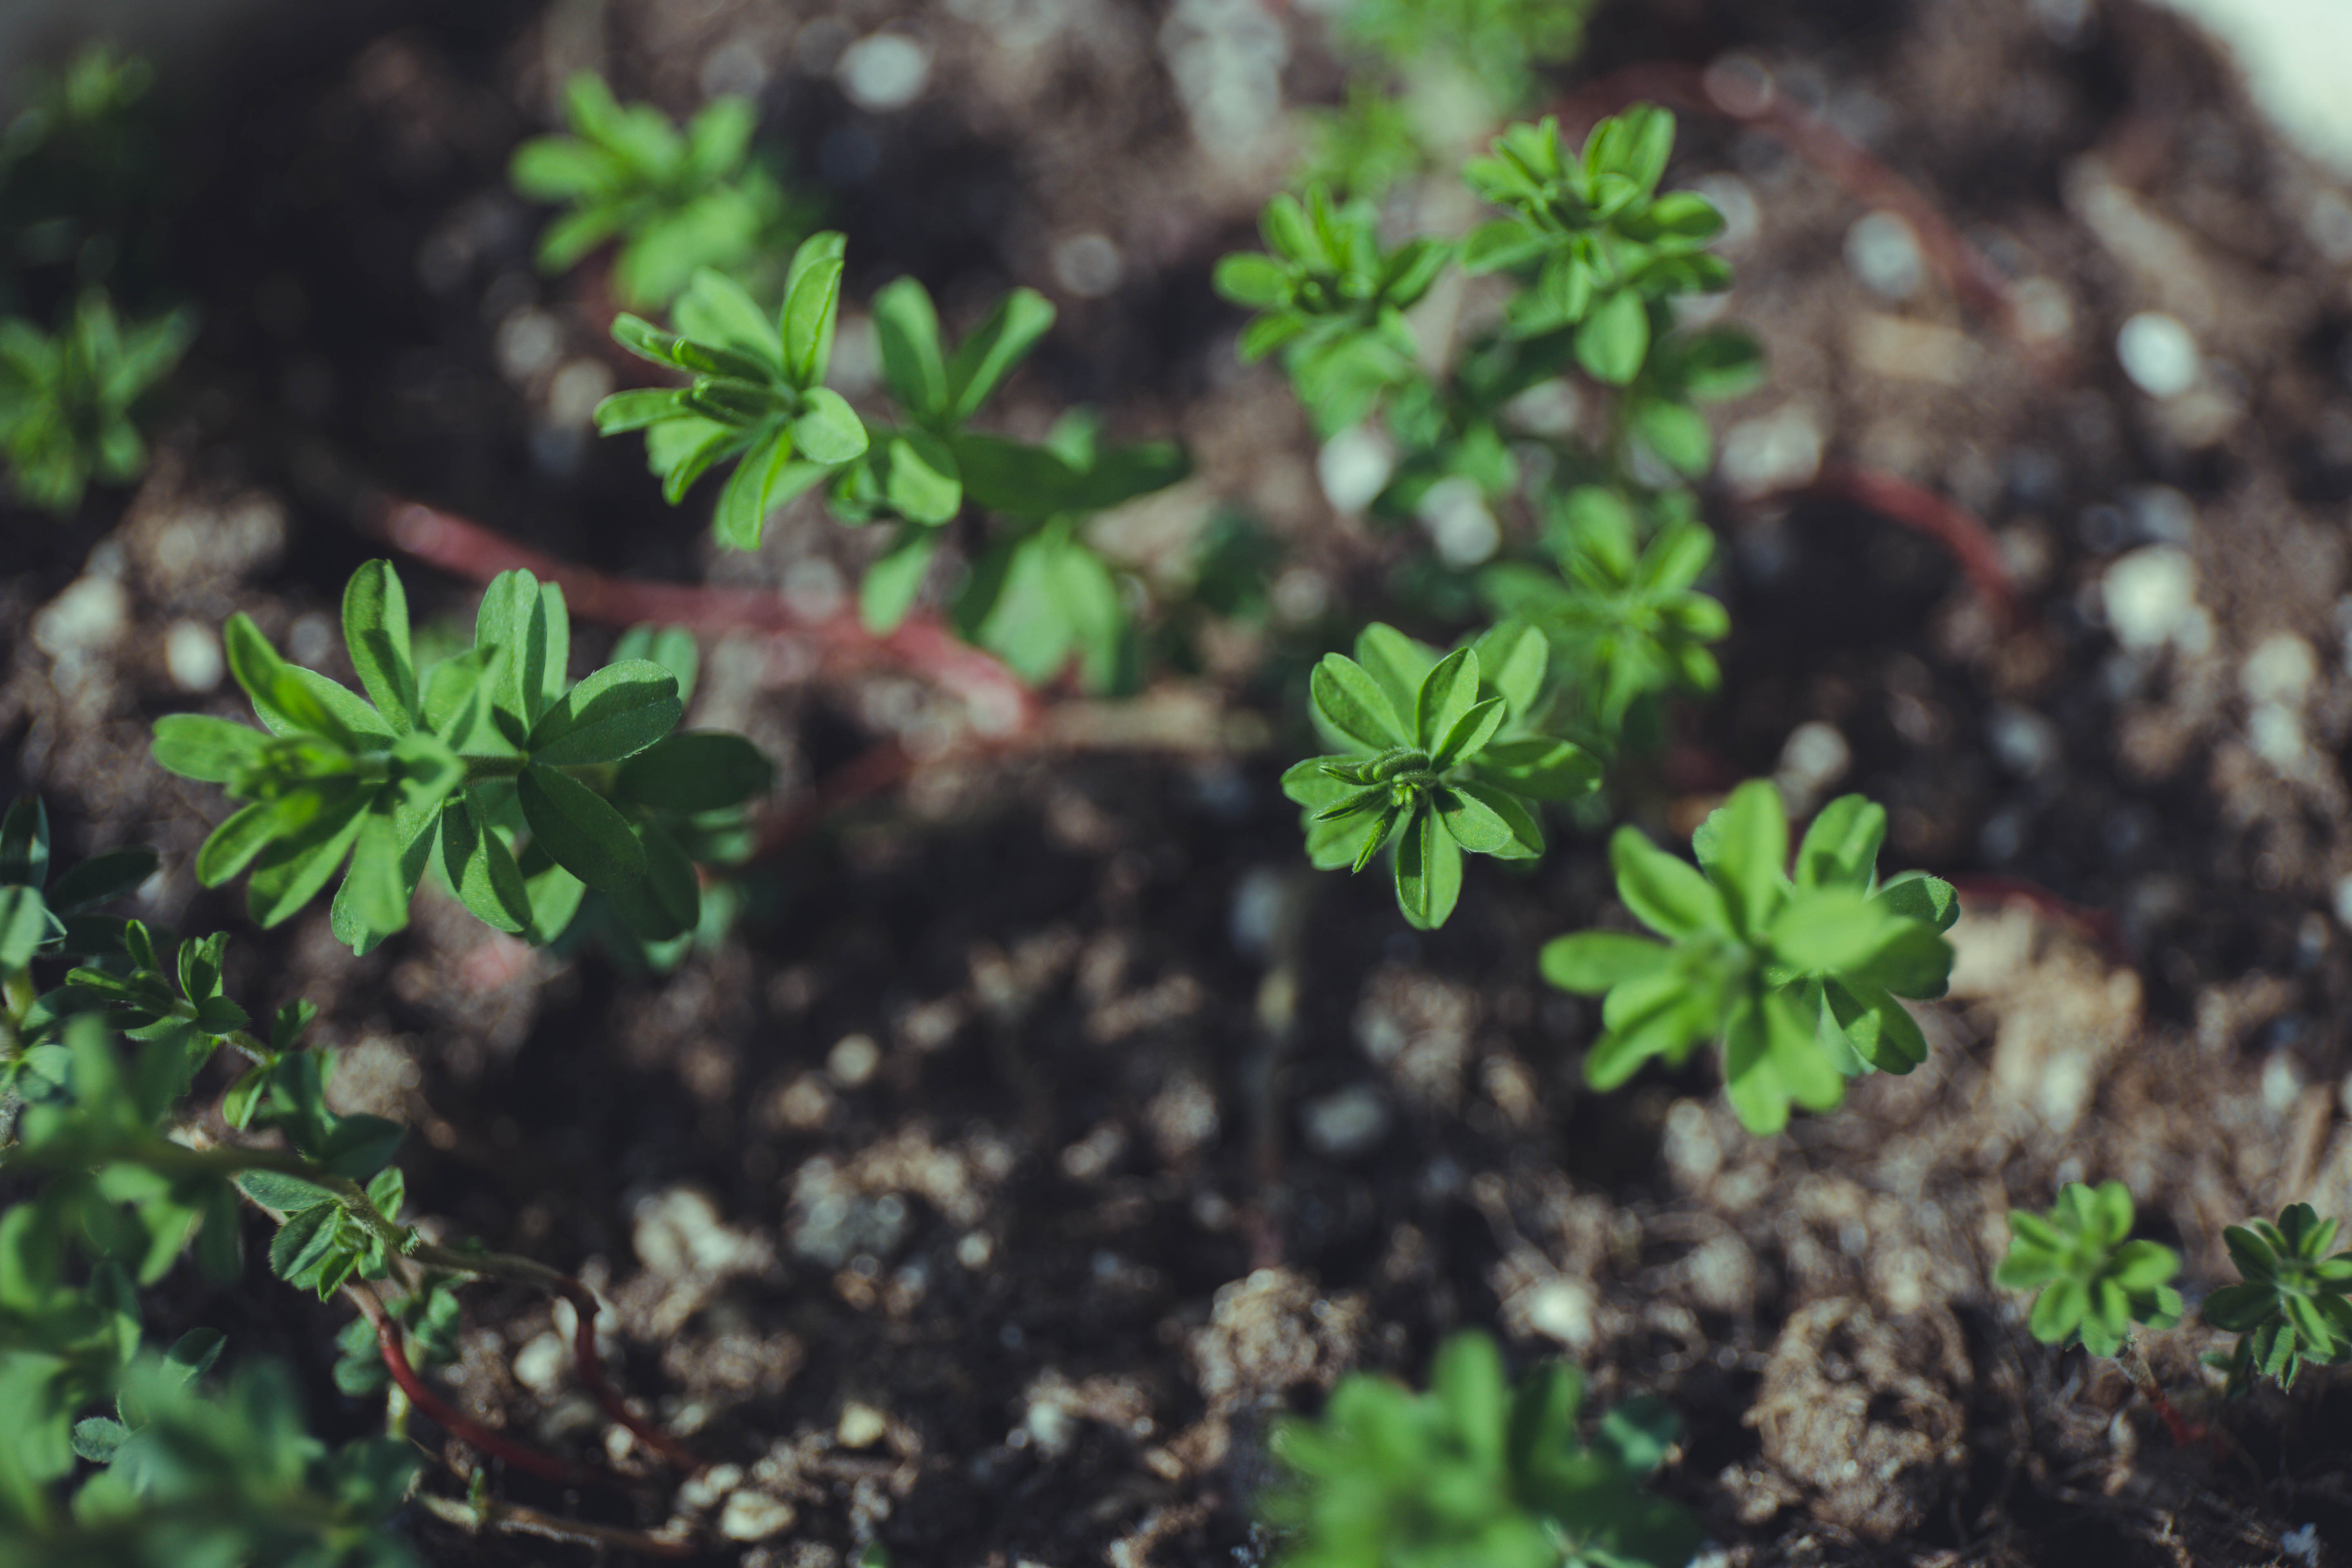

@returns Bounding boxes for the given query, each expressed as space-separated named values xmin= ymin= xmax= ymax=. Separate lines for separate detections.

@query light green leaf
xmin=792 ymin=387 xmax=869 ymax=464
xmin=859 ymin=523 xmax=941 ymax=632
xmin=1608 ymin=827 xmax=1728 ymax=938
xmin=1541 ymin=931 xmax=1670 ymax=993
xmin=873 ymin=275 xmax=949 ymax=420
xmin=151 ymin=715 xmax=270 ymax=784
xmin=1311 ymin=654 xmax=1408 ymax=751
xmin=341 ymin=560 xmax=417 ymax=732
xmin=1573 ymin=287 xmax=1648 ymax=385
xmin=947 ymin=287 xmax=1056 ymax=422
xmin=713 ymin=428 xmax=796 ymax=550
xmin=1393 ymin=807 xmax=1463 ymax=930
xmin=781 ymin=230 xmax=846 ymax=390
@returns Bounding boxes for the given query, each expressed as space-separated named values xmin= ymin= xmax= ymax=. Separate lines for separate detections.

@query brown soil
xmin=11 ymin=0 xmax=2352 ymax=1564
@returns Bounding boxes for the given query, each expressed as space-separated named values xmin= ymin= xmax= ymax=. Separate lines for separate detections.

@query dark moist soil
xmin=10 ymin=0 xmax=2352 ymax=1563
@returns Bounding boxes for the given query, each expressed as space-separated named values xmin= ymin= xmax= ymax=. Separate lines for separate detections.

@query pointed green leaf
xmin=515 ymin=764 xmax=645 ymax=894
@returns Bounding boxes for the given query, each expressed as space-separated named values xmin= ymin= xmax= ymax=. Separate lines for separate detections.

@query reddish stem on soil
xmin=353 ymin=1290 xmax=611 ymax=1489
xmin=370 ymin=495 xmax=1040 ymax=731
xmin=551 ymin=1281 xmax=707 ymax=1474
xmin=1559 ymin=61 xmax=2060 ymax=375
xmin=2114 ymin=1338 xmax=2217 ymax=1455
xmin=1786 ymin=464 xmax=2023 ymax=630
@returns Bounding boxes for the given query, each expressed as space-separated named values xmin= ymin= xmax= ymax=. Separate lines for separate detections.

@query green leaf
xmin=606 ymin=813 xmax=700 ymax=941
xmin=1541 ymin=931 xmax=1671 ymax=993
xmin=873 ymin=275 xmax=949 ymax=420
xmin=1311 ymin=654 xmax=1409 ymax=750
xmin=1448 ymin=780 xmax=1542 ymax=859
xmin=1471 ymin=620 xmax=1546 ymax=719
xmin=859 ymin=523 xmax=942 ymax=632
xmin=439 ymin=792 xmax=531 ymax=935
xmin=527 ymin=659 xmax=682 ymax=765
xmin=244 ymin=787 xmax=370 ymax=928
xmin=595 ymin=388 xmax=688 ymax=432
xmin=1609 ymin=827 xmax=1728 ymax=938
xmin=0 ymin=885 xmax=47 ymax=969
xmin=1794 ymin=795 xmax=1886 ymax=891
xmin=0 ymin=795 xmax=47 ymax=887
xmin=614 ymin=731 xmax=775 ymax=811
xmin=713 ymin=428 xmax=796 ymax=550
xmin=1393 ymin=807 xmax=1463 ymax=930
xmin=151 ymin=714 xmax=270 ymax=784
xmin=1768 ymin=888 xmax=1889 ymax=973
xmin=224 ymin=614 xmax=350 ymax=745
xmin=1430 ymin=695 xmax=1507 ymax=771
xmin=268 ymin=1203 xmax=339 ymax=1283
xmin=946 ymin=288 xmax=1056 ymax=423
xmin=1573 ymin=288 xmax=1649 ymax=385
xmin=1430 ymin=1332 xmax=1506 ymax=1467
xmin=1875 ymin=872 xmax=1960 ymax=933
xmin=1846 ymin=920 xmax=1954 ymax=999
xmin=1628 ymin=396 xmax=1710 ymax=476
xmin=792 ymin=386 xmax=870 ymax=464
xmin=47 ymin=847 xmax=158 ymax=913
xmin=1353 ymin=624 xmax=1435 ymax=722
xmin=1704 ymin=780 xmax=1788 ymax=936
xmin=781 ymin=230 xmax=846 ymax=390
xmin=1212 ymin=252 xmax=1288 ymax=309
xmin=1413 ymin=647 xmax=1480 ymax=753
xmin=515 ymin=764 xmax=646 ymax=894
xmin=1822 ymin=978 xmax=1927 ymax=1073
xmin=341 ymin=560 xmax=417 ymax=733
xmin=674 ymin=267 xmax=782 ymax=363
xmin=338 ymin=807 xmax=411 ymax=938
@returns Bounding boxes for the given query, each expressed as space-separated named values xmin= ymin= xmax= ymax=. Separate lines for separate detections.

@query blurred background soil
xmin=10 ymin=0 xmax=2352 ymax=1563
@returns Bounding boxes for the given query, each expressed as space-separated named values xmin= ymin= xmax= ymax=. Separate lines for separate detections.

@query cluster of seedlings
xmin=0 ymin=10 xmax=2343 ymax=1565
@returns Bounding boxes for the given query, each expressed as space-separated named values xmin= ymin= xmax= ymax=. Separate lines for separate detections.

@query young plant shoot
xmin=0 ymin=289 xmax=192 ymax=512
xmin=1282 ymin=620 xmax=1597 ymax=929
xmin=1261 ymin=1330 xmax=1702 ymax=1568
xmin=1997 ymin=1181 xmax=2183 ymax=1357
xmin=1542 ymin=785 xmax=1958 ymax=1135
xmin=149 ymin=559 xmax=772 ymax=955
xmin=2201 ymin=1203 xmax=2352 ymax=1393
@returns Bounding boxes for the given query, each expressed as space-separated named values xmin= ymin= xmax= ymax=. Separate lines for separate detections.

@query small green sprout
xmin=150 ymin=559 xmax=771 ymax=954
xmin=509 ymin=73 xmax=814 ymax=309
xmin=1996 ymin=1181 xmax=2183 ymax=1357
xmin=1460 ymin=107 xmax=1728 ymax=382
xmin=1283 ymin=621 xmax=1597 ymax=930
xmin=0 ymin=289 xmax=193 ymax=512
xmin=597 ymin=243 xmax=868 ymax=548
xmin=1481 ymin=487 xmax=1728 ymax=736
xmin=1213 ymin=185 xmax=1451 ymax=434
xmin=2201 ymin=1203 xmax=2352 ymax=1393
xmin=1543 ymin=784 xmax=1958 ymax=1135
xmin=0 ymin=794 xmax=156 ymax=989
xmin=1262 ymin=1330 xmax=1702 ymax=1568
xmin=1339 ymin=0 xmax=1595 ymax=119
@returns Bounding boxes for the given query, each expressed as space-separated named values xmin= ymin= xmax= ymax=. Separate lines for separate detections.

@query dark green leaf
xmin=527 ymin=659 xmax=682 ymax=765
xmin=47 ymin=848 xmax=158 ymax=913
xmin=515 ymin=764 xmax=646 ymax=893
xmin=614 ymin=731 xmax=775 ymax=811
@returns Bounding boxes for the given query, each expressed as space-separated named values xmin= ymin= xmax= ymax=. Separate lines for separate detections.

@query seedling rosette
xmin=1543 ymin=783 xmax=1958 ymax=1135
xmin=1283 ymin=621 xmax=1597 ymax=930
xmin=1996 ymin=1181 xmax=2182 ymax=1357
xmin=2201 ymin=1203 xmax=2352 ymax=1392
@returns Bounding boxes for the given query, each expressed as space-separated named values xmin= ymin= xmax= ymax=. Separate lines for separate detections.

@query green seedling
xmin=1460 ymin=109 xmax=1728 ymax=381
xmin=1340 ymin=0 xmax=1594 ymax=120
xmin=1543 ymin=784 xmax=1958 ymax=1135
xmin=0 ymin=289 xmax=192 ymax=512
xmin=149 ymin=558 xmax=772 ymax=953
xmin=598 ymin=245 xmax=868 ymax=549
xmin=1997 ymin=1181 xmax=2182 ymax=1357
xmin=1282 ymin=620 xmax=1597 ymax=929
xmin=1261 ymin=1329 xmax=1702 ymax=1568
xmin=603 ymin=247 xmax=1187 ymax=689
xmin=2201 ymin=1203 xmax=2352 ymax=1393
xmin=1481 ymin=486 xmax=1728 ymax=734
xmin=510 ymin=73 xmax=815 ymax=309
xmin=1214 ymin=185 xmax=1451 ymax=435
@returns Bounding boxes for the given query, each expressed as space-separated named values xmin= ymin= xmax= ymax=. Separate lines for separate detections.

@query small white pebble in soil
xmin=2116 ymin=311 xmax=2199 ymax=398
xmin=494 ymin=308 xmax=563 ymax=383
xmin=2282 ymin=1522 xmax=2322 ymax=1566
xmin=1023 ymin=1398 xmax=1074 ymax=1455
xmin=1986 ymin=703 xmax=2062 ymax=779
xmin=1269 ymin=566 xmax=1330 ymax=625
xmin=2243 ymin=633 xmax=2318 ymax=709
xmin=1416 ymin=475 xmax=1499 ymax=567
xmin=2251 ymin=704 xmax=2307 ymax=768
xmin=165 ymin=619 xmax=224 ymax=692
xmin=1523 ymin=1278 xmax=1596 ymax=1351
xmin=544 ymin=357 xmax=612 ymax=429
xmin=1718 ymin=405 xmax=1822 ymax=497
xmin=1316 ymin=425 xmax=1394 ymax=514
xmin=1300 ymin=1083 xmax=1391 ymax=1157
xmin=1843 ymin=210 xmax=1924 ymax=300
xmin=956 ymin=1230 xmax=994 ymax=1270
xmin=719 ymin=1490 xmax=798 ymax=1541
xmin=2100 ymin=546 xmax=2199 ymax=653
xmin=835 ymin=33 xmax=930 ymax=111
xmin=1774 ymin=721 xmax=1851 ymax=815
xmin=1051 ymin=233 xmax=1123 ymax=298
xmin=827 ymin=1033 xmax=881 ymax=1087
xmin=1500 ymin=377 xmax=1581 ymax=439
xmin=512 ymin=1330 xmax=567 ymax=1393
xmin=2263 ymin=1052 xmax=2306 ymax=1116
xmin=678 ymin=1462 xmax=743 ymax=1511
xmin=836 ymin=1401 xmax=889 ymax=1449
xmin=33 ymin=575 xmax=129 ymax=657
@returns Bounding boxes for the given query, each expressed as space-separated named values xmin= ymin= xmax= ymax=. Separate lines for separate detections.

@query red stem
xmin=369 ymin=495 xmax=1040 ymax=731
xmin=1789 ymin=464 xmax=2023 ymax=630
xmin=552 ymin=1281 xmax=706 ymax=1473
xmin=368 ymin=1310 xmax=610 ymax=1489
